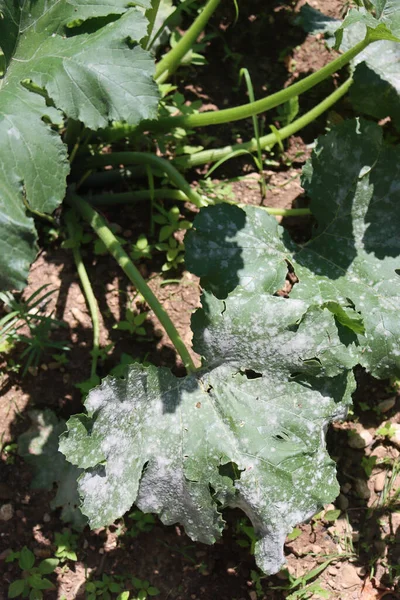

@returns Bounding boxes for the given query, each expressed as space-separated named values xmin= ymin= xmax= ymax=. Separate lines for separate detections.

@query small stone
xmin=353 ymin=479 xmax=370 ymax=500
xmin=377 ymin=397 xmax=396 ymax=413
xmin=390 ymin=423 xmax=400 ymax=448
xmin=328 ymin=566 xmax=337 ymax=575
xmin=43 ymin=513 xmax=51 ymax=523
xmin=248 ymin=592 xmax=257 ymax=600
xmin=374 ymin=471 xmax=387 ymax=492
xmin=371 ymin=445 xmax=387 ymax=459
xmin=98 ymin=548 xmax=104 ymax=554
xmin=341 ymin=482 xmax=352 ymax=494
xmin=324 ymin=503 xmax=336 ymax=513
xmin=0 ymin=503 xmax=13 ymax=521
xmin=40 ymin=363 xmax=48 ymax=371
xmin=311 ymin=544 xmax=322 ymax=554
xmin=71 ymin=307 xmax=87 ymax=325
xmin=337 ymin=493 xmax=349 ymax=511
xmin=348 ymin=427 xmax=373 ymax=449
xmin=356 ymin=566 xmax=367 ymax=577
xmin=340 ymin=564 xmax=361 ymax=589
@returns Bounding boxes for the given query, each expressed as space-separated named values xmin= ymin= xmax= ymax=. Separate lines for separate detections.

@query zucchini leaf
xmin=0 ymin=0 xmax=159 ymax=291
xmin=187 ymin=119 xmax=400 ymax=379
xmin=60 ymin=364 xmax=354 ymax=575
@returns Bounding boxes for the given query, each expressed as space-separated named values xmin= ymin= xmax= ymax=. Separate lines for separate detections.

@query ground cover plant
xmin=1 ymin=0 xmax=400 ymax=597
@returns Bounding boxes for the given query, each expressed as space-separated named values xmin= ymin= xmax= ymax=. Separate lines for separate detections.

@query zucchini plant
xmin=1 ymin=0 xmax=400 ymax=575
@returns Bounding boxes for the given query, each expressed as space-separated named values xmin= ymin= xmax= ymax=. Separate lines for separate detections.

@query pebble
xmin=248 ymin=592 xmax=257 ymax=600
xmin=390 ymin=423 xmax=400 ymax=448
xmin=374 ymin=471 xmax=387 ymax=492
xmin=71 ymin=307 xmax=87 ymax=325
xmin=353 ymin=479 xmax=370 ymax=500
xmin=371 ymin=445 xmax=388 ymax=459
xmin=377 ymin=397 xmax=396 ymax=413
xmin=340 ymin=564 xmax=361 ymax=589
xmin=356 ymin=566 xmax=367 ymax=577
xmin=341 ymin=482 xmax=352 ymax=494
xmin=0 ymin=503 xmax=13 ymax=521
xmin=43 ymin=513 xmax=51 ymax=523
xmin=348 ymin=427 xmax=373 ymax=449
xmin=337 ymin=493 xmax=349 ymax=511
xmin=328 ymin=566 xmax=338 ymax=575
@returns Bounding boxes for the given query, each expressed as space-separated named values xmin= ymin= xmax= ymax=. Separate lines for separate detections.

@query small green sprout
xmin=6 ymin=546 xmax=58 ymax=599
xmin=54 ymin=530 xmax=78 ymax=562
xmin=127 ymin=510 xmax=156 ymax=538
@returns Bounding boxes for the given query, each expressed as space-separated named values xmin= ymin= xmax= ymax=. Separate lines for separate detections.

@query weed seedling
xmin=131 ymin=577 xmax=160 ymax=599
xmin=6 ymin=546 xmax=58 ymax=599
xmin=54 ymin=530 xmax=78 ymax=562
xmin=127 ymin=510 xmax=156 ymax=538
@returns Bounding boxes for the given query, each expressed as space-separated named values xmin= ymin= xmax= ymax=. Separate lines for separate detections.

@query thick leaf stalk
xmin=152 ymin=38 xmax=369 ymax=130
xmin=66 ymin=195 xmax=196 ymax=372
xmin=155 ymin=0 xmax=221 ymax=81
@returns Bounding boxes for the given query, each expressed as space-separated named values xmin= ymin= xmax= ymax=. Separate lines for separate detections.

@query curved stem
xmin=85 ymin=152 xmax=207 ymax=207
xmin=88 ymin=189 xmax=188 ymax=206
xmin=66 ymin=195 xmax=196 ymax=372
xmin=154 ymin=0 xmax=221 ymax=81
xmin=87 ymin=189 xmax=311 ymax=217
xmin=64 ymin=211 xmax=100 ymax=380
xmin=152 ymin=39 xmax=367 ymax=130
xmin=178 ymin=77 xmax=353 ymax=169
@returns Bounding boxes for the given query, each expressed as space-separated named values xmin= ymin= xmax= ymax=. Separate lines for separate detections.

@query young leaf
xmin=8 ymin=579 xmax=26 ymax=598
xmin=60 ymin=363 xmax=355 ymax=575
xmin=19 ymin=546 xmax=35 ymax=570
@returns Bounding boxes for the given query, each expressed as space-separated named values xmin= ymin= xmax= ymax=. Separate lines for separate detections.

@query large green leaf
xmin=60 ymin=363 xmax=354 ymax=574
xmin=0 ymin=0 xmax=159 ymax=291
xmin=187 ymin=120 xmax=400 ymax=379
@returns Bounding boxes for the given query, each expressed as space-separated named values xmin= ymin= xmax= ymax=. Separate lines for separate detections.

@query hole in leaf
xmin=218 ymin=461 xmax=242 ymax=481
xmin=395 ymin=269 xmax=400 ymax=277
xmin=243 ymin=369 xmax=262 ymax=380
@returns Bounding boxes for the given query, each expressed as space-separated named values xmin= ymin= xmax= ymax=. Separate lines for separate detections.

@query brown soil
xmin=1 ymin=1 xmax=399 ymax=599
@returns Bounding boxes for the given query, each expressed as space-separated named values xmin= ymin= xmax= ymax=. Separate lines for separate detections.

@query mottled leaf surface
xmin=60 ymin=364 xmax=354 ymax=574
xmin=0 ymin=0 xmax=158 ymax=290
xmin=187 ymin=120 xmax=400 ymax=378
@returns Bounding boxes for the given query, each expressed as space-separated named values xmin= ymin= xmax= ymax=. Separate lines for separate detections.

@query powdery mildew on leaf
xmin=192 ymin=293 xmax=359 ymax=378
xmin=0 ymin=0 xmax=159 ymax=290
xmin=187 ymin=119 xmax=400 ymax=378
xmin=60 ymin=363 xmax=355 ymax=574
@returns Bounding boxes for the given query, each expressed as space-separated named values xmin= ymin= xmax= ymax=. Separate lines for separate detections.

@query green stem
xmin=88 ymin=189 xmax=187 ymax=205
xmin=87 ymin=189 xmax=311 ymax=216
xmin=142 ymin=0 xmax=162 ymax=50
xmin=64 ymin=211 xmax=100 ymax=380
xmin=178 ymin=77 xmax=353 ymax=168
xmin=85 ymin=152 xmax=207 ymax=207
xmin=66 ymin=195 xmax=196 ymax=372
xmin=154 ymin=0 xmax=221 ymax=81
xmin=152 ymin=39 xmax=367 ymax=130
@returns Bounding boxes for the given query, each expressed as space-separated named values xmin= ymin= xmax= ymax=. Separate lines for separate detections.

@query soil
xmin=1 ymin=1 xmax=400 ymax=600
